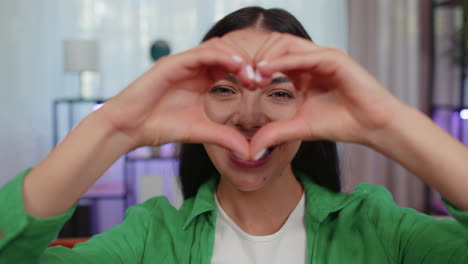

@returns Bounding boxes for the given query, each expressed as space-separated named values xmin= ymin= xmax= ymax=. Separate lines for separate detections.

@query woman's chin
xmin=223 ymin=172 xmax=269 ymax=192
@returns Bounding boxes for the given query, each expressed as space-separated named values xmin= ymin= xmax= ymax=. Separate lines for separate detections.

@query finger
xmin=256 ymin=50 xmax=345 ymax=81
xmin=249 ymin=33 xmax=284 ymax=87
xmin=282 ymin=70 xmax=325 ymax=93
xmin=188 ymin=122 xmax=250 ymax=159
xmin=254 ymin=73 xmax=273 ymax=88
xmin=192 ymin=47 xmax=258 ymax=89
xmin=220 ymin=33 xmax=274 ymax=89
xmin=164 ymin=48 xmax=245 ymax=85
xmin=206 ymin=37 xmax=250 ymax=60
xmin=207 ymin=63 xmax=257 ymax=91
xmin=253 ymin=34 xmax=321 ymax=88
xmin=188 ymin=48 xmax=245 ymax=73
xmin=205 ymin=38 xmax=256 ymax=88
xmin=208 ymin=67 xmax=232 ymax=84
xmin=249 ymin=119 xmax=313 ymax=159
xmin=252 ymin=32 xmax=283 ymax=64
xmin=254 ymin=33 xmax=320 ymax=67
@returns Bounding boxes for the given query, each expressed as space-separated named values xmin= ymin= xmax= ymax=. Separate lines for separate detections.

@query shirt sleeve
xmin=361 ymin=184 xmax=468 ymax=264
xmin=0 ymin=169 xmax=151 ymax=264
xmin=42 ymin=204 xmax=152 ymax=264
xmin=442 ymin=198 xmax=468 ymax=229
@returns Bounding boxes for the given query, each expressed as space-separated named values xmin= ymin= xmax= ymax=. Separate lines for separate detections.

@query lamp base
xmin=79 ymin=71 xmax=101 ymax=99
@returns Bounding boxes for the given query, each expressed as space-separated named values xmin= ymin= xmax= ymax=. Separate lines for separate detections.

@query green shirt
xmin=0 ymin=169 xmax=467 ymax=263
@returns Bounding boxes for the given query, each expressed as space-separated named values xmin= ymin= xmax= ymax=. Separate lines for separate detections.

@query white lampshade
xmin=63 ymin=39 xmax=99 ymax=72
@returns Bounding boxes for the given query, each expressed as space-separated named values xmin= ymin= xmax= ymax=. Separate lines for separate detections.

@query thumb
xmin=250 ymin=119 xmax=310 ymax=159
xmin=189 ymin=122 xmax=250 ymax=159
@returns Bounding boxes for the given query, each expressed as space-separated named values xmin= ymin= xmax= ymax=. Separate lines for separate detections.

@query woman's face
xmin=203 ymin=28 xmax=303 ymax=191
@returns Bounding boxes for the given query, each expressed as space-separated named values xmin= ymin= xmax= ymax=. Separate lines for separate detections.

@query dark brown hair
xmin=179 ymin=6 xmax=341 ymax=199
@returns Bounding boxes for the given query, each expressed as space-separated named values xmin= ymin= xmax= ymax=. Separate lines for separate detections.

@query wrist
xmin=84 ymin=111 xmax=140 ymax=154
xmin=363 ymin=100 xmax=468 ymax=211
xmin=23 ymin=112 xmax=139 ymax=218
xmin=364 ymin=101 xmax=423 ymax=152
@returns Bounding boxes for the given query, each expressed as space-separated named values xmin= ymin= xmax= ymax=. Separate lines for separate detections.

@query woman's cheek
xmin=204 ymin=98 xmax=236 ymax=124
xmin=261 ymin=100 xmax=300 ymax=121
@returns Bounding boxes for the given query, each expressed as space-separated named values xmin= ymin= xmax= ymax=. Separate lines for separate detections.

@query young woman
xmin=0 ymin=6 xmax=467 ymax=264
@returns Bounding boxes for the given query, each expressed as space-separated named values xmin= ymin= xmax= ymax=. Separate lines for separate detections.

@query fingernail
xmin=246 ymin=65 xmax=255 ymax=80
xmin=232 ymin=55 xmax=243 ymax=63
xmin=253 ymin=149 xmax=267 ymax=161
xmin=254 ymin=69 xmax=262 ymax=83
xmin=257 ymin=60 xmax=268 ymax=67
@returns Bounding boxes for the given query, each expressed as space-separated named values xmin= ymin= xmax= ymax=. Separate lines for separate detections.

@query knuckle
xmin=156 ymin=54 xmax=172 ymax=66
xmin=157 ymin=55 xmax=168 ymax=63
xmin=271 ymin=32 xmax=283 ymax=38
xmin=330 ymin=48 xmax=348 ymax=57
xmin=208 ymin=36 xmax=220 ymax=42
xmin=203 ymin=37 xmax=220 ymax=47
xmin=212 ymin=37 xmax=223 ymax=45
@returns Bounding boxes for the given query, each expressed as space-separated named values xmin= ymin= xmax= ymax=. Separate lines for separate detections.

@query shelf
xmin=433 ymin=0 xmax=463 ymax=7
xmin=53 ymin=97 xmax=106 ymax=104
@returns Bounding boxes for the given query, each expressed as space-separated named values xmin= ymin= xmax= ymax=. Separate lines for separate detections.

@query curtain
xmin=342 ymin=0 xmax=427 ymax=211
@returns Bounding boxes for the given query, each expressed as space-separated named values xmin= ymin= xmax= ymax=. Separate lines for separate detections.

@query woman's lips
xmin=226 ymin=146 xmax=277 ymax=169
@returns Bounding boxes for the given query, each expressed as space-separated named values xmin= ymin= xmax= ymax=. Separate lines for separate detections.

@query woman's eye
xmin=210 ymin=86 xmax=235 ymax=95
xmin=269 ymin=91 xmax=294 ymax=99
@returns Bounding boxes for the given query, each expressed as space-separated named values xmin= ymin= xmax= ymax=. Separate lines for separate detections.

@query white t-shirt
xmin=211 ymin=193 xmax=307 ymax=264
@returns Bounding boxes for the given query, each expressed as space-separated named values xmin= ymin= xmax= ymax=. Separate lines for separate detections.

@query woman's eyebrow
xmin=224 ymin=75 xmax=238 ymax=83
xmin=271 ymin=76 xmax=291 ymax=84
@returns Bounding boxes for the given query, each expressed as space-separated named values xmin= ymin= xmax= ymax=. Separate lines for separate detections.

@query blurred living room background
xmin=0 ymin=0 xmax=466 ymax=238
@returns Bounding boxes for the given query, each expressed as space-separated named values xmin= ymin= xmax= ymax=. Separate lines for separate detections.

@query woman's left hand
xmin=249 ymin=33 xmax=468 ymax=211
xmin=249 ymin=33 xmax=404 ymax=155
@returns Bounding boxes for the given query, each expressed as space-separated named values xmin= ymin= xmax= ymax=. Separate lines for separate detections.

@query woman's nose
xmin=233 ymin=97 xmax=266 ymax=138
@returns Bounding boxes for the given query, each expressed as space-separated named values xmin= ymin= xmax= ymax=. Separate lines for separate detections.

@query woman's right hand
xmin=22 ymin=38 xmax=257 ymax=219
xmin=95 ymin=38 xmax=253 ymax=157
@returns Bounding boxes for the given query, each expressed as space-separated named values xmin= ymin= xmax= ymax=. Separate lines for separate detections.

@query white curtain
xmin=342 ymin=0 xmax=426 ymax=211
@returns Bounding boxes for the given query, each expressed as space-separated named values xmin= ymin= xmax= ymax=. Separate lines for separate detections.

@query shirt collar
xmin=182 ymin=176 xmax=218 ymax=230
xmin=182 ymin=171 xmax=363 ymax=229
xmin=295 ymin=171 xmax=362 ymax=223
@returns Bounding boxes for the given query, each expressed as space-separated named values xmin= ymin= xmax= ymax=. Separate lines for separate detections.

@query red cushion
xmin=48 ymin=237 xmax=89 ymax=248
